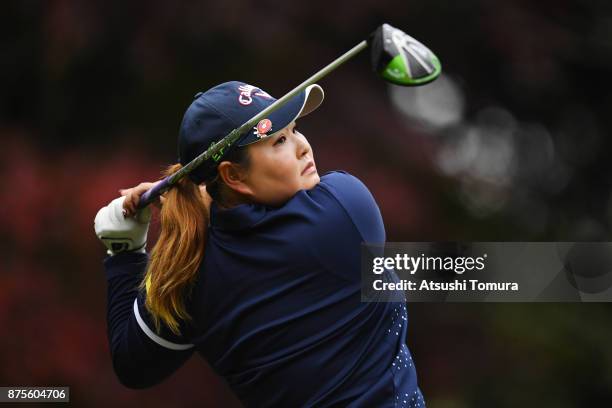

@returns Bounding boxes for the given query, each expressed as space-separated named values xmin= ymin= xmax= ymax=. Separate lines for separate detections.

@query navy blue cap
xmin=178 ymin=81 xmax=324 ymax=183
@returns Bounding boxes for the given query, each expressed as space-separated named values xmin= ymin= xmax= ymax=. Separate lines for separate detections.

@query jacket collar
xmin=210 ymin=202 xmax=268 ymax=231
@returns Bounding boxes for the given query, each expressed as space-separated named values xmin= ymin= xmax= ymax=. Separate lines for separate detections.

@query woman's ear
xmin=217 ymin=161 xmax=254 ymax=197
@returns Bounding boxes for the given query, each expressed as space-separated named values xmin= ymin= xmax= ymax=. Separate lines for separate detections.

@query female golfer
xmin=95 ymin=81 xmax=425 ymax=407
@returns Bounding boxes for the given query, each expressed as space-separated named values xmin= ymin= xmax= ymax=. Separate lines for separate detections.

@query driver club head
xmin=370 ymin=23 xmax=442 ymax=86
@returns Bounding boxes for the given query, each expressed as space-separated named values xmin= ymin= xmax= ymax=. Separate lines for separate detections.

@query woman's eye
xmin=274 ymin=136 xmax=286 ymax=146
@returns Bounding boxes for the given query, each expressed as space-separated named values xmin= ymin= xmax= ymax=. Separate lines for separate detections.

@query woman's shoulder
xmin=314 ymin=171 xmax=378 ymax=215
xmin=296 ymin=171 xmax=386 ymax=279
xmin=300 ymin=170 xmax=385 ymax=242
xmin=315 ymin=171 xmax=374 ymax=203
xmin=319 ymin=170 xmax=366 ymax=188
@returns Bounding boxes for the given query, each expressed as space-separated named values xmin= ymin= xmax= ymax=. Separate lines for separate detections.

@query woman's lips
xmin=302 ymin=161 xmax=316 ymax=175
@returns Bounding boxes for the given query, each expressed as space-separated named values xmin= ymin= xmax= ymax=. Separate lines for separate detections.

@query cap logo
xmin=238 ymin=84 xmax=273 ymax=106
xmin=254 ymin=119 xmax=272 ymax=138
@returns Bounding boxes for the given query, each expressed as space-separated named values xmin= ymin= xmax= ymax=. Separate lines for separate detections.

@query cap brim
xmin=236 ymin=84 xmax=324 ymax=146
xmin=297 ymin=84 xmax=324 ymax=118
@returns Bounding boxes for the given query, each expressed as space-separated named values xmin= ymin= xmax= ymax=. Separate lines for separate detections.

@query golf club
xmin=137 ymin=23 xmax=442 ymax=209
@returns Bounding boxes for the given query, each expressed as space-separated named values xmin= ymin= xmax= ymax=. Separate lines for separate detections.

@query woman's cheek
xmin=272 ymin=157 xmax=296 ymax=178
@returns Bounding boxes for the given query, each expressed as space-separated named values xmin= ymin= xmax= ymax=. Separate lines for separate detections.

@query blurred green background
xmin=2 ymin=0 xmax=612 ymax=406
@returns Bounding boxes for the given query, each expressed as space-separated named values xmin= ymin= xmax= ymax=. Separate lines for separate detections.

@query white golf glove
xmin=94 ymin=196 xmax=151 ymax=256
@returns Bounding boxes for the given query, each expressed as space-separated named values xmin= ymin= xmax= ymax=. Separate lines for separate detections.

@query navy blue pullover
xmin=104 ymin=171 xmax=425 ymax=407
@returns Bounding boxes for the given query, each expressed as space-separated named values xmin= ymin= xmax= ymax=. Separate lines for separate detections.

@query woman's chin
xmin=303 ymin=173 xmax=320 ymax=189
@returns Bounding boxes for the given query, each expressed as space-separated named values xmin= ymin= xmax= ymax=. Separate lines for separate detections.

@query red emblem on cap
xmin=256 ymin=119 xmax=272 ymax=137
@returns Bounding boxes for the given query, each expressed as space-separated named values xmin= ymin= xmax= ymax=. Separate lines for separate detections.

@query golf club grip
xmin=136 ymin=178 xmax=171 ymax=209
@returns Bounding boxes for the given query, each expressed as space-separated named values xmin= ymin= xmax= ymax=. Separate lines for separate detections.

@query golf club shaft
xmin=137 ymin=40 xmax=368 ymax=209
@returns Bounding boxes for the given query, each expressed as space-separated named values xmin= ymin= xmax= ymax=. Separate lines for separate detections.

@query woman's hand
xmin=94 ymin=195 xmax=151 ymax=255
xmin=120 ymin=181 xmax=211 ymax=218
xmin=120 ymin=182 xmax=162 ymax=217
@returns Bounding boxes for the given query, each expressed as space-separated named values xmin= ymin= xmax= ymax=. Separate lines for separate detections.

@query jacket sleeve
xmin=104 ymin=252 xmax=195 ymax=389
xmin=306 ymin=171 xmax=386 ymax=282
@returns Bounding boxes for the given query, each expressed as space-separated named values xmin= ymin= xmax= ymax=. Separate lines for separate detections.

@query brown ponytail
xmin=139 ymin=163 xmax=208 ymax=336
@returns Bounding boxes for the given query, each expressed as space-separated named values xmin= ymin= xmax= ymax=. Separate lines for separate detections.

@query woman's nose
xmin=295 ymin=132 xmax=310 ymax=158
